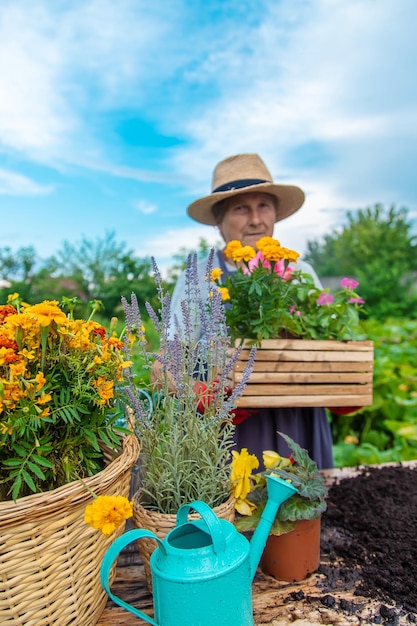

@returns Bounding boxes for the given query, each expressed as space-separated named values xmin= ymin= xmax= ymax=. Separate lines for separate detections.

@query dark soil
xmin=319 ymin=464 xmax=417 ymax=619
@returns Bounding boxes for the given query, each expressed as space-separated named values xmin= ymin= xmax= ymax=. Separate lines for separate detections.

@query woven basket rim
xmin=0 ymin=433 xmax=139 ymax=528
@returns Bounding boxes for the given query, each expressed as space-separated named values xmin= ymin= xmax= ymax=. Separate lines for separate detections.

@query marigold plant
xmin=0 ymin=294 xmax=131 ymax=501
xmin=214 ymin=237 xmax=366 ymax=344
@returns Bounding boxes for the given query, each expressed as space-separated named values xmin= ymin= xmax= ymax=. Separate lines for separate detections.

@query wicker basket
xmin=0 ymin=433 xmax=140 ymax=626
xmin=230 ymin=338 xmax=374 ymax=408
xmin=133 ymin=494 xmax=236 ymax=591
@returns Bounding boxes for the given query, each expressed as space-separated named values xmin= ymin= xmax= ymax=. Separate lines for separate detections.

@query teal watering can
xmin=100 ymin=475 xmax=297 ymax=626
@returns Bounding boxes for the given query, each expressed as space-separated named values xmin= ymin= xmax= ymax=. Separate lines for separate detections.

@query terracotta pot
xmin=260 ymin=517 xmax=321 ymax=582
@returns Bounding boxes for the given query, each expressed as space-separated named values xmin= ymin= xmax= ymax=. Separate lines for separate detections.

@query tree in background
xmin=0 ymin=246 xmax=37 ymax=301
xmin=304 ymin=204 xmax=417 ymax=319
xmin=0 ymin=232 xmax=161 ymax=320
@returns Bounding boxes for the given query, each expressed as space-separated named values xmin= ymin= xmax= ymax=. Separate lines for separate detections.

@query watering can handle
xmin=100 ymin=528 xmax=162 ymax=626
xmin=176 ymin=500 xmax=227 ymax=555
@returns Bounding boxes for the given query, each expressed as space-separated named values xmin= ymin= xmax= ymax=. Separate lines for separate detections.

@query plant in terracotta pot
xmin=232 ymin=432 xmax=328 ymax=581
xmin=121 ymin=251 xmax=256 ymax=589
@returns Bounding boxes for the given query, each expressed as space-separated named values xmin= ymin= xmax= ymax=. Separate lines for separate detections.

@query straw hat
xmin=187 ymin=154 xmax=305 ymax=225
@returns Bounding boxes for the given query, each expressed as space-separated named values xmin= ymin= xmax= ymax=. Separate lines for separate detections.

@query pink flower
xmin=243 ymin=251 xmax=271 ymax=274
xmin=289 ymin=305 xmax=302 ymax=316
xmin=273 ymin=259 xmax=293 ymax=280
xmin=341 ymin=277 xmax=359 ymax=290
xmin=348 ymin=296 xmax=365 ymax=305
xmin=317 ymin=292 xmax=334 ymax=306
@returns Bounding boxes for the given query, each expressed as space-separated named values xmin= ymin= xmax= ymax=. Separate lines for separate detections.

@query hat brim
xmin=187 ymin=182 xmax=305 ymax=225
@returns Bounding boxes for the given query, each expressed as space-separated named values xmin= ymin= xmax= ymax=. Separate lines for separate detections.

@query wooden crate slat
xmin=237 ymin=349 xmax=373 ymax=363
xmin=234 ymin=361 xmax=373 ymax=373
xmin=234 ymin=372 xmax=373 ymax=384
xmin=237 ymin=383 xmax=372 ymax=396
xmin=235 ymin=393 xmax=374 ymax=408
xmin=235 ymin=339 xmax=373 ymax=351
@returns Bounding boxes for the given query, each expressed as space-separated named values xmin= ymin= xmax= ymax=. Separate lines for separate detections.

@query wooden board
xmin=230 ymin=339 xmax=374 ymax=408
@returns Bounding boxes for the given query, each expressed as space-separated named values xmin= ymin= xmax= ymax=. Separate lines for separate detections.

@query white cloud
xmin=0 ymin=168 xmax=53 ymax=195
xmin=0 ymin=0 xmax=178 ymax=166
xmin=167 ymin=0 xmax=417 ymax=214
xmin=133 ymin=199 xmax=157 ymax=215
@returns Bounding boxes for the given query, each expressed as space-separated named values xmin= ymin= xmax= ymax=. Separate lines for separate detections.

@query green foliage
xmin=0 ymin=232 xmax=164 ymax=321
xmin=304 ymin=204 xmax=417 ymax=320
xmin=330 ymin=317 xmax=417 ymax=466
xmin=0 ymin=296 xmax=129 ymax=500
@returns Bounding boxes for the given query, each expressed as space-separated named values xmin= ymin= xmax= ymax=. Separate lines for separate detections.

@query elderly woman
xmin=169 ymin=153 xmax=333 ymax=469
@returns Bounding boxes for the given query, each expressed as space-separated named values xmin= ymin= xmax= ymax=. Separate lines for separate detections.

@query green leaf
xmin=11 ymin=475 xmax=22 ymax=501
xmin=21 ymin=469 xmax=36 ymax=493
xmin=31 ymin=454 xmax=54 ymax=468
xmin=27 ymin=461 xmax=46 ymax=480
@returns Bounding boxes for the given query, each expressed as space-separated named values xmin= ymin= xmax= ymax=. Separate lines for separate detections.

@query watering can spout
xmin=249 ymin=474 xmax=297 ymax=579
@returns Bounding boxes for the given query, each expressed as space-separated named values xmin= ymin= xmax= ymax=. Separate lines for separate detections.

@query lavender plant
xmin=122 ymin=251 xmax=255 ymax=513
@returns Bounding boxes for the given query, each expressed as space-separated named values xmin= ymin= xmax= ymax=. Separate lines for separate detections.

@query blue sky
xmin=1 ymin=0 xmax=416 ymax=274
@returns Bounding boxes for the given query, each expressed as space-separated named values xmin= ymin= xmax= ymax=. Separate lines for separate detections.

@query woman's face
xmin=217 ymin=192 xmax=277 ymax=248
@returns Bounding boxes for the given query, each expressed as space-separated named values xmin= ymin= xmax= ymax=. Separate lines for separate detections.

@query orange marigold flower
xmin=23 ymin=301 xmax=67 ymax=327
xmin=0 ymin=305 xmax=18 ymax=324
xmin=261 ymin=244 xmax=286 ymax=262
xmin=37 ymin=392 xmax=52 ymax=405
xmin=93 ymin=376 xmax=114 ymax=404
xmin=0 ymin=347 xmax=19 ymax=365
xmin=34 ymin=372 xmax=46 ymax=390
xmin=92 ymin=324 xmax=106 ymax=339
xmin=256 ymin=236 xmax=280 ymax=251
xmin=84 ymin=495 xmax=133 ymax=536
xmin=224 ymin=240 xmax=243 ymax=259
xmin=231 ymin=245 xmax=256 ymax=263
xmin=0 ymin=335 xmax=18 ymax=350
xmin=107 ymin=335 xmax=124 ymax=350
xmin=280 ymin=247 xmax=300 ymax=263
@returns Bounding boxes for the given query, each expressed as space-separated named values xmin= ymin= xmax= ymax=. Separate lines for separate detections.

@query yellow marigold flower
xmin=280 ymin=247 xmax=300 ymax=263
xmin=231 ymin=245 xmax=256 ymax=263
xmin=224 ymin=240 xmax=243 ymax=259
xmin=23 ymin=301 xmax=67 ymax=327
xmin=230 ymin=448 xmax=259 ymax=500
xmin=217 ymin=287 xmax=230 ymax=301
xmin=84 ymin=495 xmax=133 ymax=536
xmin=0 ymin=422 xmax=13 ymax=435
xmin=261 ymin=244 xmax=286 ymax=262
xmin=37 ymin=392 xmax=52 ymax=405
xmin=256 ymin=236 xmax=280 ymax=251
xmin=34 ymin=372 xmax=46 ymax=391
xmin=93 ymin=377 xmax=114 ymax=404
xmin=9 ymin=361 xmax=26 ymax=377
xmin=210 ymin=268 xmax=223 ymax=282
xmin=107 ymin=335 xmax=124 ymax=350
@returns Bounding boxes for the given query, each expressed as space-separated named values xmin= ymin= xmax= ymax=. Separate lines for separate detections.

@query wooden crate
xmin=230 ymin=338 xmax=374 ymax=408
